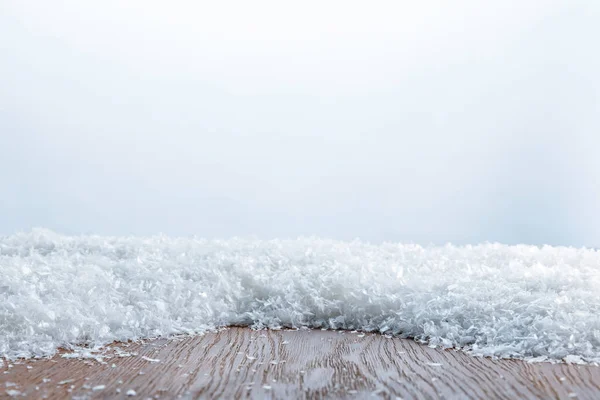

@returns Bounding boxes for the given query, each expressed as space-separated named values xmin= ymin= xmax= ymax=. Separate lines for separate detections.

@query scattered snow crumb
xmin=141 ymin=356 xmax=160 ymax=363
xmin=426 ymin=363 xmax=443 ymax=367
xmin=92 ymin=385 xmax=106 ymax=391
xmin=527 ymin=356 xmax=549 ymax=363
xmin=262 ymin=385 xmax=272 ymax=390
xmin=564 ymin=355 xmax=585 ymax=364
xmin=5 ymin=390 xmax=21 ymax=397
xmin=127 ymin=389 xmax=137 ymax=396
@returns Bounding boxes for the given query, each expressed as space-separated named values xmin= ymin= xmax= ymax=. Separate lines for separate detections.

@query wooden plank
xmin=2 ymin=327 xmax=600 ymax=399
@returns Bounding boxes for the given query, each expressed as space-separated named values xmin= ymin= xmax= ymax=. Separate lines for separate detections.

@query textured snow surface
xmin=2 ymin=229 xmax=600 ymax=362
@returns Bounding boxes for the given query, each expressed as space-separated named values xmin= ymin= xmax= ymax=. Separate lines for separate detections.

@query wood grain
xmin=2 ymin=327 xmax=599 ymax=399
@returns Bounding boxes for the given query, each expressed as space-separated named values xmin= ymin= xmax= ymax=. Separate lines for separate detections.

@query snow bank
xmin=1 ymin=229 xmax=600 ymax=362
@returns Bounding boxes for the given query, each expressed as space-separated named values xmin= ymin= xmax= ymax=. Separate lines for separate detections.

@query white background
xmin=1 ymin=0 xmax=599 ymax=245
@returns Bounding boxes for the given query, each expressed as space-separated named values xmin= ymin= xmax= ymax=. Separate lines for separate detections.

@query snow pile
xmin=1 ymin=229 xmax=600 ymax=362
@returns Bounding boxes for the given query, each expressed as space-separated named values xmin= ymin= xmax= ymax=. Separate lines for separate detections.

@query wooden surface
xmin=2 ymin=327 xmax=600 ymax=399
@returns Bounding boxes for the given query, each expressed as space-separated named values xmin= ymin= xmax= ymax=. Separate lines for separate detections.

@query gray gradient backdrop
xmin=1 ymin=0 xmax=599 ymax=245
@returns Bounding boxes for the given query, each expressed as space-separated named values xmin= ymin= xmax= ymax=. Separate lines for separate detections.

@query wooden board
xmin=2 ymin=327 xmax=600 ymax=399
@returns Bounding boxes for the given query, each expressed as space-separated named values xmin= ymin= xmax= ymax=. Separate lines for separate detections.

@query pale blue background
xmin=1 ymin=0 xmax=599 ymax=245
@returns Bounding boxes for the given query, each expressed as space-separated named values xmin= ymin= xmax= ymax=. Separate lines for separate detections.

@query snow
xmin=1 ymin=229 xmax=600 ymax=363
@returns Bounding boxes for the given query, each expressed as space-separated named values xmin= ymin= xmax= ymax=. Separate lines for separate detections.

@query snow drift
xmin=1 ymin=229 xmax=600 ymax=363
